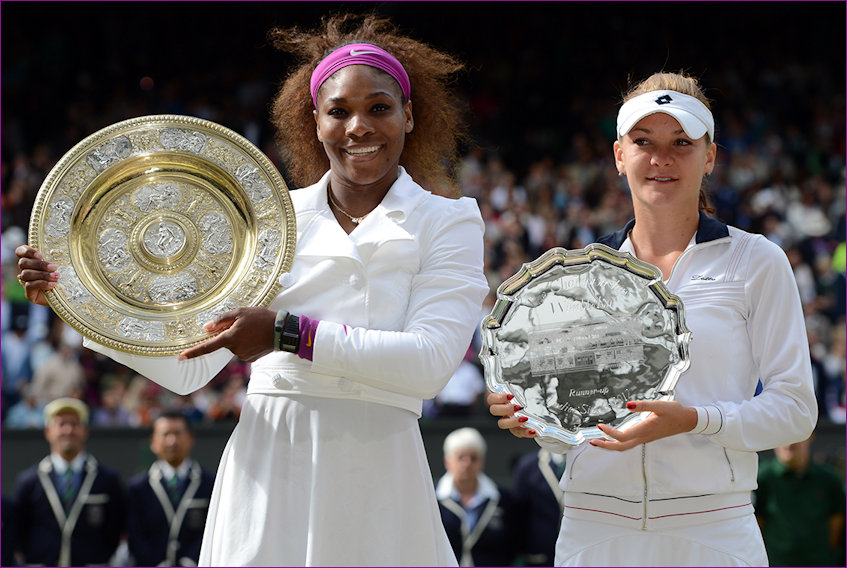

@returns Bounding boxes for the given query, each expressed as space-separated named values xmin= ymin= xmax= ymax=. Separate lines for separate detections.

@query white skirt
xmin=199 ymin=393 xmax=457 ymax=567
xmin=555 ymin=514 xmax=768 ymax=567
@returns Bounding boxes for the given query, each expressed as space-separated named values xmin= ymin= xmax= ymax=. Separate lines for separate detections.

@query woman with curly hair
xmin=269 ymin=13 xmax=468 ymax=198
xmin=18 ymin=12 xmax=487 ymax=566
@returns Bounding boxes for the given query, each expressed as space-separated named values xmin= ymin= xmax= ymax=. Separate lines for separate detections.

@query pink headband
xmin=310 ymin=43 xmax=411 ymax=107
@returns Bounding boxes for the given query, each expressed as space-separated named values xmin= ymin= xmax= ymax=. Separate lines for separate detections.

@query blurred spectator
xmin=2 ymin=226 xmax=31 ymax=327
xmin=28 ymin=323 xmax=85 ymax=406
xmin=758 ymin=211 xmax=795 ymax=250
xmin=127 ymin=410 xmax=214 ymax=566
xmin=91 ymin=379 xmax=133 ymax=427
xmin=12 ymin=398 xmax=125 ymax=565
xmin=30 ymin=316 xmax=65 ymax=377
xmin=205 ymin=375 xmax=245 ymax=422
xmin=432 ymin=347 xmax=486 ymax=417
xmin=821 ymin=322 xmax=846 ymax=423
xmin=77 ymin=346 xmax=134 ymax=409
xmin=1 ymin=311 xmax=33 ymax=416
xmin=812 ymin=251 xmax=846 ymax=324
xmin=122 ymin=374 xmax=151 ymax=423
xmin=4 ymin=384 xmax=45 ymax=429
xmin=436 ymin=427 xmax=517 ymax=567
xmin=787 ymin=246 xmax=817 ymax=308
xmin=786 ymin=179 xmax=832 ymax=241
xmin=129 ymin=380 xmax=166 ymax=428
xmin=172 ymin=393 xmax=207 ymax=425
xmin=755 ymin=432 xmax=846 ymax=566
xmin=511 ymin=448 xmax=565 ymax=566
xmin=489 ymin=170 xmax=527 ymax=213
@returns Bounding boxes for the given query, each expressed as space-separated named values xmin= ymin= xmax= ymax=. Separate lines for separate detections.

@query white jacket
xmin=555 ymin=212 xmax=817 ymax=530
xmin=87 ymin=168 xmax=489 ymax=416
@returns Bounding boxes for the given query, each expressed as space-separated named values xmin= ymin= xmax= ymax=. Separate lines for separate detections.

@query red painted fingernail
xmin=528 ymin=430 xmax=537 ymax=435
xmin=589 ymin=441 xmax=598 ymax=446
xmin=513 ymin=405 xmax=523 ymax=412
xmin=626 ymin=402 xmax=637 ymax=410
xmin=506 ymin=394 xmax=514 ymax=400
xmin=518 ymin=416 xmax=528 ymax=423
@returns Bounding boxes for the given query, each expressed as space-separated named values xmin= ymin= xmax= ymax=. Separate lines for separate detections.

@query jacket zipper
xmin=567 ymin=447 xmax=584 ymax=481
xmin=722 ymin=447 xmax=736 ymax=482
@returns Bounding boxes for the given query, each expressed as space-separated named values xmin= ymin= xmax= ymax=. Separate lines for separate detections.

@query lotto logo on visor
xmin=617 ymin=90 xmax=715 ymax=141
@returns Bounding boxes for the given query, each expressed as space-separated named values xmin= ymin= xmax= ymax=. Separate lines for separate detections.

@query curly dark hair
xmin=268 ymin=13 xmax=467 ymax=197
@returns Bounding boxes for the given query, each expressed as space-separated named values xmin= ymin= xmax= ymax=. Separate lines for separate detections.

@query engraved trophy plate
xmin=28 ymin=115 xmax=296 ymax=356
xmin=480 ymin=244 xmax=691 ymax=449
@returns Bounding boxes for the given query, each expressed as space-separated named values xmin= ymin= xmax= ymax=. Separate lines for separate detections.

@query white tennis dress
xmin=88 ymin=168 xmax=489 ymax=566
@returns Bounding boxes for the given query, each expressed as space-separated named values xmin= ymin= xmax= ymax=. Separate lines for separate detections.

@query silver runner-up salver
xmin=28 ymin=115 xmax=296 ymax=356
xmin=480 ymin=244 xmax=692 ymax=449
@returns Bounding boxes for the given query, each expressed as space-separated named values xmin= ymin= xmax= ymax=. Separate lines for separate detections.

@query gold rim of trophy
xmin=28 ymin=114 xmax=296 ymax=356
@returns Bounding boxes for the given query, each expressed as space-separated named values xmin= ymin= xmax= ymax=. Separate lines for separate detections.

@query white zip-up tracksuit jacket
xmin=553 ymin=212 xmax=817 ymax=530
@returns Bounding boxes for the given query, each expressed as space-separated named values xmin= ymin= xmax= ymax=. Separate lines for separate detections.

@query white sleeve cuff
xmin=691 ymin=405 xmax=723 ymax=435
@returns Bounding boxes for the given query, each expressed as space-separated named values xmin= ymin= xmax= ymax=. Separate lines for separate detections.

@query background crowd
xmin=3 ymin=2 xmax=844 ymax=429
xmin=1 ymin=2 xmax=844 ymax=565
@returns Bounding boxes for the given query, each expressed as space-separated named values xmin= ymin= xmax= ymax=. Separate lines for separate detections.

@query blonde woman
xmin=488 ymin=72 xmax=817 ymax=566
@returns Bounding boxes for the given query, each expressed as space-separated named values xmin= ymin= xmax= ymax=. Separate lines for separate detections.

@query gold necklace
xmin=327 ymin=187 xmax=369 ymax=225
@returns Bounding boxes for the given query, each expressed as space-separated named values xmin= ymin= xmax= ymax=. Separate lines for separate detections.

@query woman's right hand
xmin=487 ymin=391 xmax=538 ymax=439
xmin=15 ymin=244 xmax=58 ymax=306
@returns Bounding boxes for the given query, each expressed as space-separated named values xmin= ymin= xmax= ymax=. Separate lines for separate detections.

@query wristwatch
xmin=274 ymin=310 xmax=300 ymax=353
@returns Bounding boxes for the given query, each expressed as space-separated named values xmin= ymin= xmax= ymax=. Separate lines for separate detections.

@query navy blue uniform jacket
xmin=127 ymin=460 xmax=214 ymax=566
xmin=438 ymin=481 xmax=517 ymax=567
xmin=13 ymin=455 xmax=125 ymax=566
xmin=512 ymin=449 xmax=565 ymax=566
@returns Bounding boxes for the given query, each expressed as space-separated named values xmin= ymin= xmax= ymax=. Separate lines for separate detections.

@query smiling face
xmin=614 ymin=113 xmax=716 ymax=215
xmin=314 ymin=65 xmax=413 ymax=195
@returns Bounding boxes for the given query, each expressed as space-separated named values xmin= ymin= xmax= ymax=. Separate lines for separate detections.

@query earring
xmin=618 ymin=171 xmax=625 ymax=177
xmin=704 ymin=172 xmax=711 ymax=179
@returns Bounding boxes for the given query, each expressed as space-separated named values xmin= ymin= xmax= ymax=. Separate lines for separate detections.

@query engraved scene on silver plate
xmin=480 ymin=244 xmax=692 ymax=449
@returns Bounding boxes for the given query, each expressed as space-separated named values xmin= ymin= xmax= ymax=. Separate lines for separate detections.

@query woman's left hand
xmin=590 ymin=400 xmax=698 ymax=451
xmin=178 ymin=307 xmax=276 ymax=362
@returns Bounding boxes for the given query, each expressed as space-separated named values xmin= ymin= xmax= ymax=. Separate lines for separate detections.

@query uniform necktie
xmin=166 ymin=474 xmax=181 ymax=506
xmin=60 ymin=468 xmax=77 ymax=510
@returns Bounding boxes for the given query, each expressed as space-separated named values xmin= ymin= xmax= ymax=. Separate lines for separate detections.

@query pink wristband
xmin=297 ymin=315 xmax=319 ymax=361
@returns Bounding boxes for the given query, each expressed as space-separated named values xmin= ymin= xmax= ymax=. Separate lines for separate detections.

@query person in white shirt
xmin=17 ymin=13 xmax=487 ymax=566
xmin=487 ymin=71 xmax=817 ymax=566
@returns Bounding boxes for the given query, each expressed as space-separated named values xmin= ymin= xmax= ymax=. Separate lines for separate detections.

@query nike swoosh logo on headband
xmin=350 ymin=49 xmax=380 ymax=56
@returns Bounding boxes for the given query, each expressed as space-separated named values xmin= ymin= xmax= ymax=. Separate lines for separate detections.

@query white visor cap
xmin=617 ymin=90 xmax=714 ymax=142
